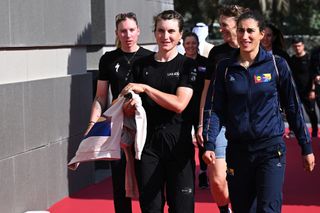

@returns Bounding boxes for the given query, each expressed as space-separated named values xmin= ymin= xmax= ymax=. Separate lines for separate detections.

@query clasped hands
xmin=121 ymin=83 xmax=146 ymax=116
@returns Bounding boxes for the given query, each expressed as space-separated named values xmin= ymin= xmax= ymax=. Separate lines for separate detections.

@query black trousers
xmin=226 ymin=143 xmax=286 ymax=213
xmin=111 ymin=150 xmax=132 ymax=213
xmin=299 ymin=92 xmax=318 ymax=137
xmin=198 ymin=145 xmax=207 ymax=171
xmin=136 ymin=128 xmax=195 ymax=213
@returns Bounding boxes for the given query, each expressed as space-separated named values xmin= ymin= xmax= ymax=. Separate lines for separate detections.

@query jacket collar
xmin=228 ymin=46 xmax=273 ymax=67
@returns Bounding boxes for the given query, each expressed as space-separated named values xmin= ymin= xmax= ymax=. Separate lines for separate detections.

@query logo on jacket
xmin=229 ymin=75 xmax=235 ymax=81
xmin=254 ymin=73 xmax=272 ymax=83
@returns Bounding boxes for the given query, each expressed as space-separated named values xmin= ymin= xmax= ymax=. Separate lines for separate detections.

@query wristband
xmin=197 ymin=124 xmax=203 ymax=129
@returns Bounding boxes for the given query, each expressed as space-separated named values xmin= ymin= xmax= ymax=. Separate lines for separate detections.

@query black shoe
xmin=198 ymin=172 xmax=209 ymax=189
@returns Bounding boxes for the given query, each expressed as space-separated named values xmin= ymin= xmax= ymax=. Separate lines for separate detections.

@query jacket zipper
xmin=245 ymin=67 xmax=252 ymax=134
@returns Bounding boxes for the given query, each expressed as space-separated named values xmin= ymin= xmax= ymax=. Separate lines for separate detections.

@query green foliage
xmin=310 ymin=9 xmax=320 ymax=33
xmin=283 ymin=0 xmax=320 ymax=35
xmin=174 ymin=0 xmax=320 ymax=35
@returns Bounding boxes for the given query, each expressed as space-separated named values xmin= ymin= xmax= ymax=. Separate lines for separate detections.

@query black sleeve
xmin=98 ymin=53 xmax=109 ymax=81
xmin=205 ymin=48 xmax=215 ymax=80
xmin=276 ymin=56 xmax=312 ymax=155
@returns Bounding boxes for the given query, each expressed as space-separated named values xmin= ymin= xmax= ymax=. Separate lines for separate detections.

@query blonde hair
xmin=115 ymin=37 xmax=121 ymax=48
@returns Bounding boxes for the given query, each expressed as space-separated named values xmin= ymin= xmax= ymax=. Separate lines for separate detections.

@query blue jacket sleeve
xmin=204 ymin=111 xmax=222 ymax=151
xmin=204 ymin=61 xmax=228 ymax=151
xmin=277 ymin=56 xmax=313 ymax=155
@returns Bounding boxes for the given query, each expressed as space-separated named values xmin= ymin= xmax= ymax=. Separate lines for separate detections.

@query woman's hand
xmin=202 ymin=150 xmax=216 ymax=165
xmin=122 ymin=83 xmax=148 ymax=95
xmin=84 ymin=122 xmax=95 ymax=136
xmin=308 ymin=91 xmax=316 ymax=100
xmin=303 ymin=153 xmax=315 ymax=172
xmin=196 ymin=126 xmax=204 ymax=147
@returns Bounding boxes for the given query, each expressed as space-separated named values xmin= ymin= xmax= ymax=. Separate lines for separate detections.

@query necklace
xmin=239 ymin=56 xmax=251 ymax=69
xmin=123 ymin=51 xmax=138 ymax=65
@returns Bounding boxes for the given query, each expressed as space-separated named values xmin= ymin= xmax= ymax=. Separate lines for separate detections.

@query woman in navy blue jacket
xmin=203 ymin=11 xmax=315 ymax=213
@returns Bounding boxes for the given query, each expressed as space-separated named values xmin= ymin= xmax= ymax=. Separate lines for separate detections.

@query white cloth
xmin=68 ymin=98 xmax=125 ymax=170
xmin=68 ymin=92 xmax=147 ymax=198
xmin=192 ymin=22 xmax=214 ymax=57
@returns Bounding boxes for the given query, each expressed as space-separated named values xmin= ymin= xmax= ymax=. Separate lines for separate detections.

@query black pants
xmin=136 ymin=127 xmax=195 ymax=213
xmin=111 ymin=150 xmax=132 ymax=213
xmin=226 ymin=143 xmax=286 ymax=213
xmin=300 ymin=94 xmax=318 ymax=136
xmin=198 ymin=145 xmax=207 ymax=171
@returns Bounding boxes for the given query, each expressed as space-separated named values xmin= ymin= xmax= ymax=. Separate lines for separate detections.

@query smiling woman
xmin=121 ymin=10 xmax=198 ymax=213
xmin=205 ymin=10 xmax=315 ymax=213
xmin=236 ymin=14 xmax=265 ymax=67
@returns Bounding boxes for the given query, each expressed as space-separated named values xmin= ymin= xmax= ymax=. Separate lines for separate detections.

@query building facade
xmin=0 ymin=1 xmax=173 ymax=212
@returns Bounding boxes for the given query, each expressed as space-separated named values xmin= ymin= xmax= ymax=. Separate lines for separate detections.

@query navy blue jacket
xmin=205 ymin=47 xmax=312 ymax=155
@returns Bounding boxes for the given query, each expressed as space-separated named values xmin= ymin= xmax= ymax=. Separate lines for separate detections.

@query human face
xmin=115 ymin=18 xmax=140 ymax=51
xmin=219 ymin=15 xmax=237 ymax=44
xmin=154 ymin=19 xmax=182 ymax=53
xmin=237 ymin=18 xmax=264 ymax=54
xmin=292 ymin=42 xmax=305 ymax=56
xmin=183 ymin=36 xmax=198 ymax=58
xmin=261 ymin=27 xmax=273 ymax=51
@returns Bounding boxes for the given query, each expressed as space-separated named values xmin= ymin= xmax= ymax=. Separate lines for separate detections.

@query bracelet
xmin=88 ymin=121 xmax=96 ymax=125
xmin=197 ymin=124 xmax=203 ymax=129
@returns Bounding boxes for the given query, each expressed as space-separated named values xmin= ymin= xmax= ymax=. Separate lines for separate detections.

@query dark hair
xmin=237 ymin=10 xmax=265 ymax=31
xmin=153 ymin=10 xmax=184 ymax=32
xmin=265 ymin=22 xmax=286 ymax=51
xmin=291 ymin=36 xmax=304 ymax=44
xmin=219 ymin=4 xmax=250 ymax=20
xmin=182 ymin=32 xmax=199 ymax=45
xmin=115 ymin=12 xmax=138 ymax=29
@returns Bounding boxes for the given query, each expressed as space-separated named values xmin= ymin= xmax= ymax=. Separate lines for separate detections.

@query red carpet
xmin=49 ymin=138 xmax=320 ymax=213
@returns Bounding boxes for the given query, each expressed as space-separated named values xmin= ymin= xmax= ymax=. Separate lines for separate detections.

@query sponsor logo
xmin=198 ymin=66 xmax=206 ymax=72
xmin=167 ymin=71 xmax=180 ymax=77
xmin=254 ymin=73 xmax=272 ymax=83
xmin=115 ymin=63 xmax=120 ymax=72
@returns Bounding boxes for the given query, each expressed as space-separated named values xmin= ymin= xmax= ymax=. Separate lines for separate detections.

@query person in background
xmin=197 ymin=5 xmax=249 ymax=213
xmin=310 ymin=46 xmax=320 ymax=115
xmin=261 ymin=22 xmax=294 ymax=138
xmin=183 ymin=32 xmax=209 ymax=189
xmin=261 ymin=22 xmax=291 ymax=64
xmin=84 ymin=12 xmax=152 ymax=213
xmin=192 ymin=22 xmax=214 ymax=57
xmin=290 ymin=36 xmax=318 ymax=137
xmin=204 ymin=10 xmax=315 ymax=212
xmin=122 ymin=10 xmax=197 ymax=213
